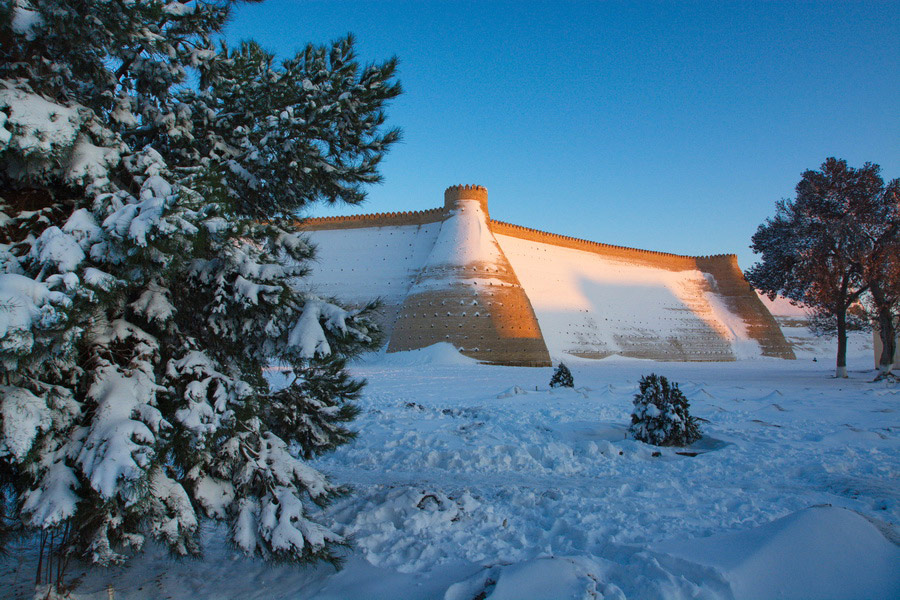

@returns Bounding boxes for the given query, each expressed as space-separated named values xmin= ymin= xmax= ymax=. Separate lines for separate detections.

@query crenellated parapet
xmin=296 ymin=207 xmax=445 ymax=230
xmin=444 ymin=184 xmax=489 ymax=216
xmin=299 ymin=203 xmax=739 ymax=267
xmin=490 ymin=219 xmax=740 ymax=271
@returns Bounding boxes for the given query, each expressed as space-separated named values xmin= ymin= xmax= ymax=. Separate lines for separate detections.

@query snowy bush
xmin=549 ymin=363 xmax=574 ymax=388
xmin=0 ymin=0 xmax=399 ymax=588
xmin=629 ymin=374 xmax=701 ymax=446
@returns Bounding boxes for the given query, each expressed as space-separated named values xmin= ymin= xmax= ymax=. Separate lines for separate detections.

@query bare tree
xmin=749 ymin=158 xmax=895 ymax=378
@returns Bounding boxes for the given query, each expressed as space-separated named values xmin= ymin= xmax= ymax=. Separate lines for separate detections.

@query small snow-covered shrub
xmin=549 ymin=363 xmax=574 ymax=388
xmin=629 ymin=374 xmax=701 ymax=446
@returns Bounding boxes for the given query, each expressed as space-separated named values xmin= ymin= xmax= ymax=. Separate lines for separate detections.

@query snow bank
xmin=2 ymin=333 xmax=895 ymax=599
xmin=367 ymin=342 xmax=478 ymax=367
xmin=443 ymin=506 xmax=900 ymax=600
xmin=445 ymin=556 xmax=620 ymax=600
xmin=655 ymin=505 xmax=900 ymax=600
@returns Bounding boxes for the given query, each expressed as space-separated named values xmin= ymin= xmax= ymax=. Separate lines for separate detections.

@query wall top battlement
xmin=298 ymin=185 xmax=738 ymax=268
xmin=491 ymin=219 xmax=738 ymax=270
xmin=296 ymin=207 xmax=445 ymax=230
xmin=444 ymin=184 xmax=489 ymax=215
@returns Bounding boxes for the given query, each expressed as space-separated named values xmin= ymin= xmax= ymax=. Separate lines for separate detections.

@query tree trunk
xmin=876 ymin=315 xmax=896 ymax=375
xmin=835 ymin=308 xmax=848 ymax=378
xmin=870 ymin=281 xmax=896 ymax=374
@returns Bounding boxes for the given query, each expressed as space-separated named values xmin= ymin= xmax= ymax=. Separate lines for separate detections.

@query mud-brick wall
xmin=493 ymin=221 xmax=795 ymax=360
xmin=388 ymin=276 xmax=551 ymax=367
xmin=695 ymin=255 xmax=796 ymax=359
xmin=298 ymin=186 xmax=795 ymax=364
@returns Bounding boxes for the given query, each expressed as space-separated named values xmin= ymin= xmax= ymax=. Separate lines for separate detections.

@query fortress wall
xmin=294 ymin=184 xmax=794 ymax=364
xmin=495 ymin=233 xmax=739 ymax=361
xmin=694 ymin=255 xmax=796 ymax=359
xmin=387 ymin=275 xmax=552 ymax=366
xmin=296 ymin=222 xmax=443 ymax=341
xmin=493 ymin=220 xmax=795 ymax=359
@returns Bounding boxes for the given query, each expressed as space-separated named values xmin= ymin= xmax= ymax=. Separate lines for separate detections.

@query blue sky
xmin=225 ymin=0 xmax=899 ymax=268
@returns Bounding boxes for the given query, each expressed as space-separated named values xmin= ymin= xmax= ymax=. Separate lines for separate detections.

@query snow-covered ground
xmin=2 ymin=331 xmax=898 ymax=599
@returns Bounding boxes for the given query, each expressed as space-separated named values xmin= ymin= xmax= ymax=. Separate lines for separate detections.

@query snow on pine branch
xmin=0 ymin=273 xmax=71 ymax=335
xmin=287 ymin=297 xmax=372 ymax=358
xmin=77 ymin=362 xmax=162 ymax=498
xmin=166 ymin=349 xmax=248 ymax=437
xmin=30 ymin=226 xmax=86 ymax=272
xmin=234 ymin=275 xmax=281 ymax=306
xmin=130 ymin=283 xmax=176 ymax=324
xmin=101 ymin=175 xmax=179 ymax=247
xmin=21 ymin=452 xmax=80 ymax=527
xmin=148 ymin=470 xmax=199 ymax=556
xmin=0 ymin=273 xmax=71 ymax=366
xmin=0 ymin=384 xmax=51 ymax=459
xmin=0 ymin=84 xmax=85 ymax=172
xmin=231 ymin=432 xmax=342 ymax=558
xmin=76 ymin=319 xmax=167 ymax=499
xmin=11 ymin=2 xmax=45 ymax=41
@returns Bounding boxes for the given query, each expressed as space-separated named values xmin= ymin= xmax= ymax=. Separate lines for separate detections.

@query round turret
xmin=444 ymin=184 xmax=488 ymax=216
xmin=389 ymin=183 xmax=551 ymax=366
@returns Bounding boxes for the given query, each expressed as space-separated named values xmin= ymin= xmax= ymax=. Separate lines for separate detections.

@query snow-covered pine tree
xmin=549 ymin=363 xmax=573 ymax=388
xmin=0 ymin=0 xmax=399 ymax=588
xmin=629 ymin=374 xmax=701 ymax=447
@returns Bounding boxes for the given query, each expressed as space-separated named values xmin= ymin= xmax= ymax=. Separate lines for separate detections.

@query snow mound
xmin=654 ymin=505 xmax=900 ymax=600
xmin=374 ymin=343 xmax=478 ymax=366
xmin=496 ymin=385 xmax=529 ymax=398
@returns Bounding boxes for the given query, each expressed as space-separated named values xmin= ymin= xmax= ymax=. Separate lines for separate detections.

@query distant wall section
xmin=494 ymin=222 xmax=794 ymax=360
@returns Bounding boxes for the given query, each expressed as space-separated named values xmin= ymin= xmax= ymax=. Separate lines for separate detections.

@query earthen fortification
xmin=299 ymin=185 xmax=795 ymax=365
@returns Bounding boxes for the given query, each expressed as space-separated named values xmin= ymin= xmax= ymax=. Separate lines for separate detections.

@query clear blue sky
xmin=225 ymin=0 xmax=899 ymax=269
